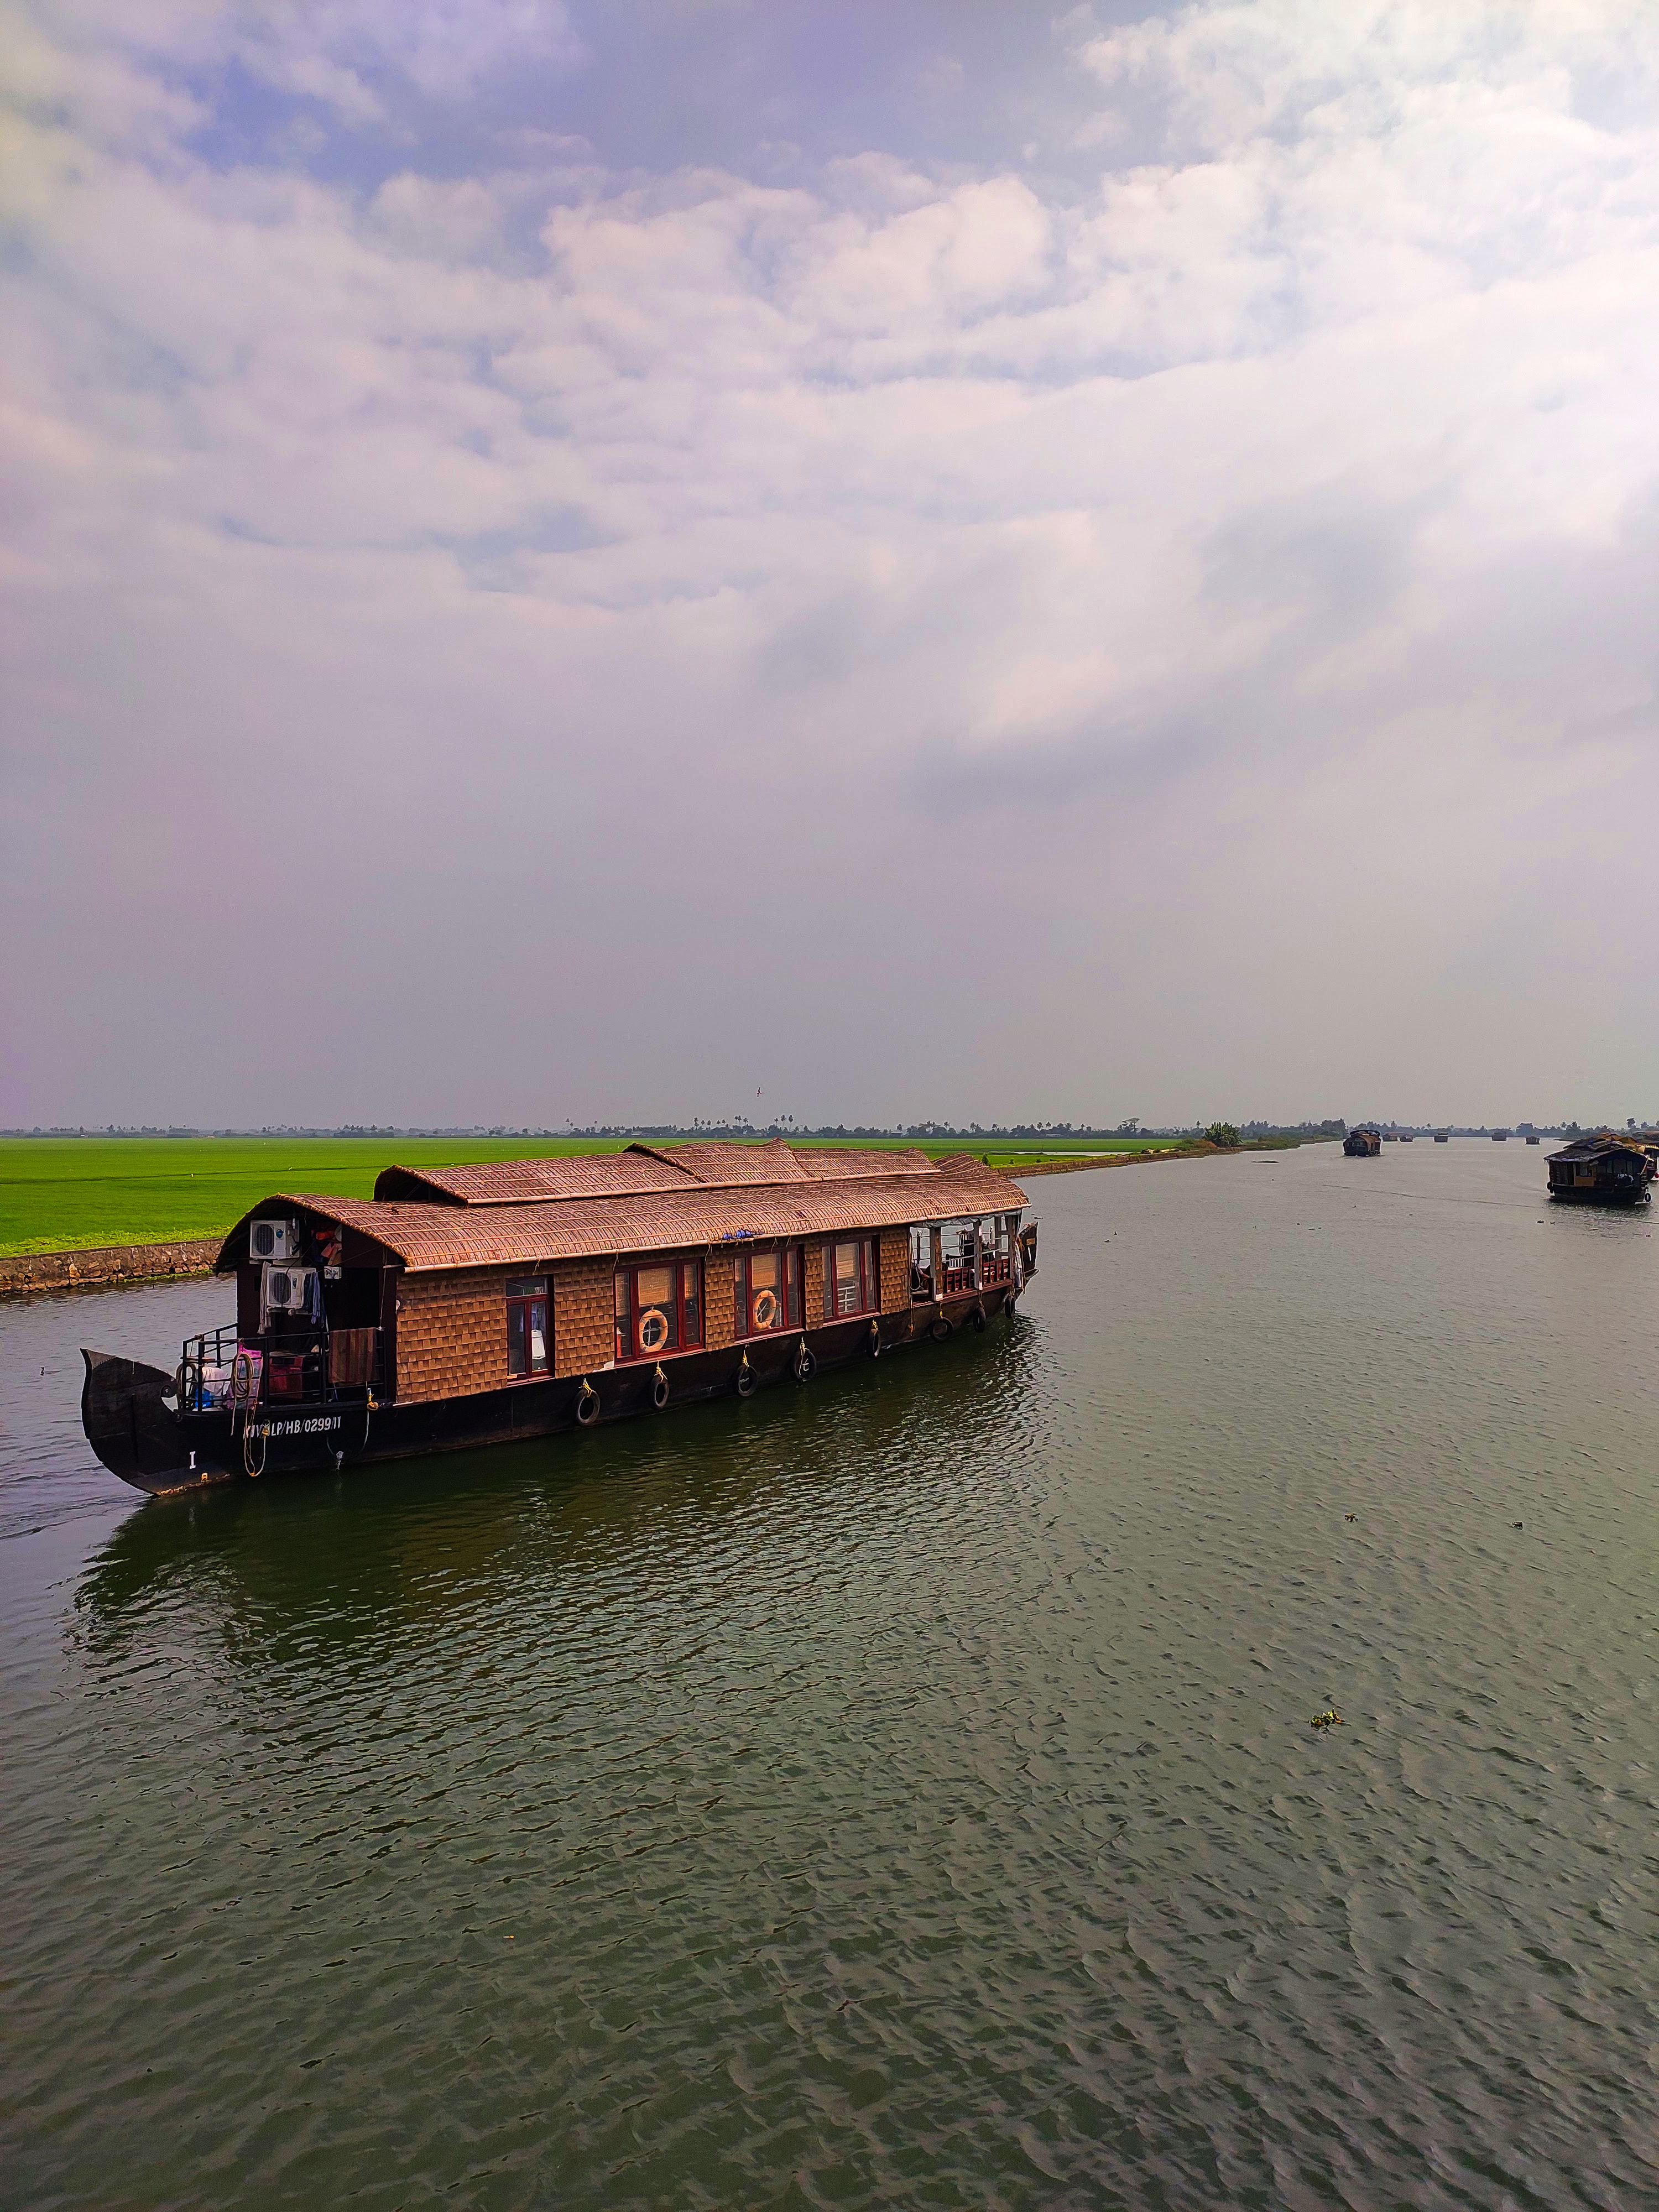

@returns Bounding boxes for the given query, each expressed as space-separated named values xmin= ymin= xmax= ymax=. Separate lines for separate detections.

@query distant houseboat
xmin=1546 ymin=1135 xmax=1651 ymax=1207
xmin=82 ymin=1142 xmax=1035 ymax=1498
xmin=1433 ymin=1133 xmax=1449 ymax=1143
xmin=1491 ymin=1130 xmax=1510 ymax=1141
xmin=1344 ymin=1128 xmax=1383 ymax=1156
xmin=1525 ymin=1134 xmax=1540 ymax=1145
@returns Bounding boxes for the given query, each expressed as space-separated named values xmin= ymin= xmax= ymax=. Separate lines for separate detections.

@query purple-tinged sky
xmin=4 ymin=1 xmax=1657 ymax=1129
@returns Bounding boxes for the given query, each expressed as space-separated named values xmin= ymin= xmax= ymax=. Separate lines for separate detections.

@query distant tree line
xmin=11 ymin=1114 xmax=1644 ymax=1141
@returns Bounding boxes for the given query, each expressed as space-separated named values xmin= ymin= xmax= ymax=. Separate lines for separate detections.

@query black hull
xmin=1547 ymin=1187 xmax=1651 ymax=1208
xmin=81 ymin=1352 xmax=200 ymax=1490
xmin=83 ymin=1295 xmax=1019 ymax=1499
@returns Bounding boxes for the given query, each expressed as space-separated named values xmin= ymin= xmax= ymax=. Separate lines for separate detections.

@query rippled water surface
xmin=4 ymin=1142 xmax=1658 ymax=2210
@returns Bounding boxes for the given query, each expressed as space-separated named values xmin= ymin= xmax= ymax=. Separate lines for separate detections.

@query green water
xmin=3 ymin=1142 xmax=1657 ymax=2208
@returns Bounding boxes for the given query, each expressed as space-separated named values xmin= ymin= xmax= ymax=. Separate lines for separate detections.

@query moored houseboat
xmin=81 ymin=1141 xmax=1035 ymax=1498
xmin=1343 ymin=1127 xmax=1383 ymax=1156
xmin=1545 ymin=1135 xmax=1651 ymax=1207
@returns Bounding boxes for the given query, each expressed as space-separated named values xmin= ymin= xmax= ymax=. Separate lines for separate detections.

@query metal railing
xmin=176 ymin=1322 xmax=382 ymax=1412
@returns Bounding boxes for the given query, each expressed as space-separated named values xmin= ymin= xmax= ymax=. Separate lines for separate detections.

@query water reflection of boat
xmin=82 ymin=1141 xmax=1034 ymax=1501
xmin=75 ymin=1319 xmax=1041 ymax=1640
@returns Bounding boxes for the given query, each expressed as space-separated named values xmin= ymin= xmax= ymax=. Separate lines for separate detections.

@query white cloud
xmin=233 ymin=0 xmax=583 ymax=117
xmin=3 ymin=0 xmax=1659 ymax=1122
xmin=11 ymin=0 xmax=583 ymax=133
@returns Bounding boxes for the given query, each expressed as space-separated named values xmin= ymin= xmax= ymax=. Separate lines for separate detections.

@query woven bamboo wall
xmin=703 ymin=1249 xmax=736 ymax=1350
xmin=553 ymin=1259 xmax=612 ymax=1379
xmin=804 ymin=1241 xmax=827 ymax=1325
xmin=395 ymin=1267 xmax=514 ymax=1401
xmin=879 ymin=1227 xmax=910 ymax=1314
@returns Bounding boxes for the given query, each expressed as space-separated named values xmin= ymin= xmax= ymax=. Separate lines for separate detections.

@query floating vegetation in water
xmin=1310 ymin=1709 xmax=1343 ymax=1730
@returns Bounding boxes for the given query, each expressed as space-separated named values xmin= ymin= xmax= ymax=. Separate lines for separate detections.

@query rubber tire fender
xmin=929 ymin=1315 xmax=952 ymax=1344
xmin=736 ymin=1358 xmax=757 ymax=1399
xmin=794 ymin=1339 xmax=816 ymax=1383
xmin=868 ymin=1319 xmax=881 ymax=1360
xmin=651 ymin=1365 xmax=671 ymax=1411
xmin=575 ymin=1381 xmax=601 ymax=1428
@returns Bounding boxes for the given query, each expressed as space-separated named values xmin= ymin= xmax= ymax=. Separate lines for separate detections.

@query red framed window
xmin=734 ymin=1245 xmax=801 ymax=1335
xmin=506 ymin=1276 xmax=549 ymax=1378
xmin=826 ymin=1237 xmax=877 ymax=1318
xmin=614 ymin=1259 xmax=703 ymax=1361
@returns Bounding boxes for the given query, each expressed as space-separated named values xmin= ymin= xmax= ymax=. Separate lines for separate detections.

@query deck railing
xmin=932 ymin=1252 xmax=1014 ymax=1298
xmin=178 ymin=1323 xmax=383 ymax=1411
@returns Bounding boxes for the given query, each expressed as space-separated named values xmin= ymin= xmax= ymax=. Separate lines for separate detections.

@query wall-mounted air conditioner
xmin=251 ymin=1219 xmax=299 ymax=1261
xmin=262 ymin=1263 xmax=317 ymax=1322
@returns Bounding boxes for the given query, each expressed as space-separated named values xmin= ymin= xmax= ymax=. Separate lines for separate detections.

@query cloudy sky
xmin=4 ymin=0 xmax=1657 ymax=1129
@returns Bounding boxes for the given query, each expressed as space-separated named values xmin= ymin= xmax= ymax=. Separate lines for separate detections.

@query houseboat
xmin=1545 ymin=1135 xmax=1651 ymax=1207
xmin=81 ymin=1141 xmax=1036 ymax=1498
xmin=1343 ymin=1128 xmax=1383 ymax=1156
xmin=1433 ymin=1133 xmax=1449 ymax=1143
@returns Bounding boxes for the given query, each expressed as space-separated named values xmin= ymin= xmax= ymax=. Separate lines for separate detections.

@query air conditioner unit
xmin=250 ymin=1218 xmax=299 ymax=1262
xmin=262 ymin=1263 xmax=317 ymax=1320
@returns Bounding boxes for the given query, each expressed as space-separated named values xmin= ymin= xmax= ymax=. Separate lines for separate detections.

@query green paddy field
xmin=0 ymin=1136 xmax=1175 ymax=1256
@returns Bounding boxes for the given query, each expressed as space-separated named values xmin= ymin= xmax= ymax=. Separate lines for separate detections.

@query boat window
xmin=506 ymin=1276 xmax=549 ymax=1378
xmin=735 ymin=1245 xmax=800 ymax=1334
xmin=827 ymin=1237 xmax=876 ymax=1318
xmin=614 ymin=1259 xmax=704 ymax=1361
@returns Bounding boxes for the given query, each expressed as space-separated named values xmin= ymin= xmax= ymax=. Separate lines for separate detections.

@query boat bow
xmin=80 ymin=1349 xmax=201 ymax=1493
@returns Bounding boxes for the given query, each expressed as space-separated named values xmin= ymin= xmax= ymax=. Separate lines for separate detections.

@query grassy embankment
xmin=0 ymin=1135 xmax=1178 ymax=1257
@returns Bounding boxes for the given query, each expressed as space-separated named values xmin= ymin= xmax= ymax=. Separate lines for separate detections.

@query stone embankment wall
xmin=0 ymin=1238 xmax=223 ymax=1298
